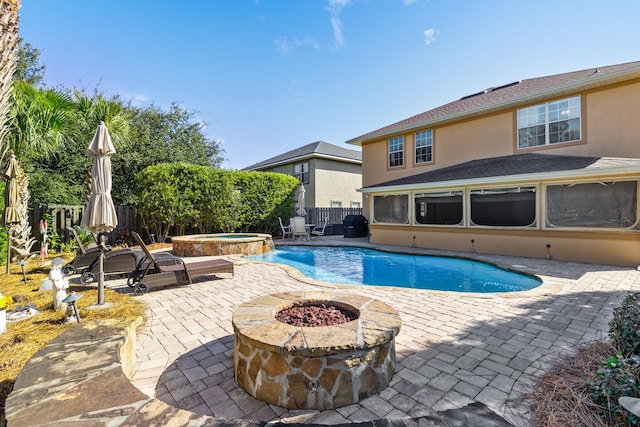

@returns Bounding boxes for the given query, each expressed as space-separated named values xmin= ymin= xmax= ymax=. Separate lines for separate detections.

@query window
xmin=546 ymin=181 xmax=638 ymax=228
xmin=517 ymin=95 xmax=581 ymax=148
xmin=470 ymin=187 xmax=536 ymax=227
xmin=388 ymin=136 xmax=404 ymax=167
xmin=414 ymin=191 xmax=463 ymax=225
xmin=293 ymin=162 xmax=309 ymax=184
xmin=415 ymin=130 xmax=433 ymax=164
xmin=373 ymin=194 xmax=409 ymax=224
xmin=331 ymin=201 xmax=342 ymax=208
xmin=350 ymin=201 xmax=361 ymax=208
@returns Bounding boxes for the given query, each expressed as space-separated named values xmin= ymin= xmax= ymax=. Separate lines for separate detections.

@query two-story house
xmin=347 ymin=61 xmax=640 ymax=266
xmin=244 ymin=141 xmax=362 ymax=210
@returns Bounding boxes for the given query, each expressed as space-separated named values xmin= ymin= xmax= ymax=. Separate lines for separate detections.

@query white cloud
xmin=121 ymin=92 xmax=150 ymax=105
xmin=326 ymin=0 xmax=355 ymax=50
xmin=403 ymin=0 xmax=419 ymax=4
xmin=424 ymin=28 xmax=437 ymax=45
xmin=274 ymin=36 xmax=320 ymax=55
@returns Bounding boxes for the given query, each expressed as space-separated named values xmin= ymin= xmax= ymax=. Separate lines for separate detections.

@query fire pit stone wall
xmin=232 ymin=291 xmax=402 ymax=410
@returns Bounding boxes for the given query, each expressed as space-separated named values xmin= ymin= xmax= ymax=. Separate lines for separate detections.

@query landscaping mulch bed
xmin=524 ymin=341 xmax=615 ymax=427
xmin=0 ymin=253 xmax=146 ymax=422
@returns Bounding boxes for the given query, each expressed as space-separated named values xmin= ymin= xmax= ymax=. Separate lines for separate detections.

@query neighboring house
xmin=346 ymin=61 xmax=640 ymax=266
xmin=244 ymin=141 xmax=362 ymax=209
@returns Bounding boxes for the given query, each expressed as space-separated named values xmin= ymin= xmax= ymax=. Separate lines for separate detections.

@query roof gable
xmin=244 ymin=141 xmax=362 ymax=170
xmin=348 ymin=61 xmax=640 ymax=145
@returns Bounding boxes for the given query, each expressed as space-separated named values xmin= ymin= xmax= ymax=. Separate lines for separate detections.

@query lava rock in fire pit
xmin=275 ymin=302 xmax=358 ymax=327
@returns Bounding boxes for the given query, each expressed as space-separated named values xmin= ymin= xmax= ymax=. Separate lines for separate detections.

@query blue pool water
xmin=247 ymin=246 xmax=541 ymax=293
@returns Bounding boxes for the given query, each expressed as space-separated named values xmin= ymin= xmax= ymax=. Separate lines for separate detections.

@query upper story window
xmin=293 ymin=162 xmax=309 ymax=184
xmin=517 ymin=95 xmax=581 ymax=149
xmin=415 ymin=130 xmax=433 ymax=164
xmin=388 ymin=136 xmax=404 ymax=168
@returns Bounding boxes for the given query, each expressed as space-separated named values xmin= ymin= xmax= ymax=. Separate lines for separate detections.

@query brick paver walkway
xmin=127 ymin=239 xmax=640 ymax=426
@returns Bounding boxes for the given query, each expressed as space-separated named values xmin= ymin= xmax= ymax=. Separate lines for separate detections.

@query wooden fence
xmin=303 ymin=207 xmax=364 ymax=235
xmin=29 ymin=205 xmax=138 ymax=246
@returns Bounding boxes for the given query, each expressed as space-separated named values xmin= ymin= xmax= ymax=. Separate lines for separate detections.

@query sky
xmin=18 ymin=0 xmax=640 ymax=170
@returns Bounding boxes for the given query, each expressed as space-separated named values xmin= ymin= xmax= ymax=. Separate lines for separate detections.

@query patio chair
xmin=278 ymin=217 xmax=293 ymax=239
xmin=129 ymin=231 xmax=234 ymax=295
xmin=292 ymin=217 xmax=307 ymax=240
xmin=311 ymin=219 xmax=328 ymax=237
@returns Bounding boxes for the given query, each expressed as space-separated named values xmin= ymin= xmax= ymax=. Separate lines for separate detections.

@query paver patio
xmin=126 ymin=237 xmax=640 ymax=426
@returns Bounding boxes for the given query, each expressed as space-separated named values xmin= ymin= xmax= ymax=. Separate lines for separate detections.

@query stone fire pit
xmin=232 ymin=291 xmax=402 ymax=410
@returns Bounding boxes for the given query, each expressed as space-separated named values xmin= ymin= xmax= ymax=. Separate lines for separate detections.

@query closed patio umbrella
xmin=80 ymin=121 xmax=117 ymax=305
xmin=296 ymin=183 xmax=306 ymax=217
xmin=3 ymin=153 xmax=21 ymax=274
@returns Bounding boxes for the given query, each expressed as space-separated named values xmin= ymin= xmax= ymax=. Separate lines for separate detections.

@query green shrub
xmin=589 ymin=353 xmax=640 ymax=426
xmin=135 ymin=163 xmax=299 ymax=241
xmin=610 ymin=292 xmax=640 ymax=357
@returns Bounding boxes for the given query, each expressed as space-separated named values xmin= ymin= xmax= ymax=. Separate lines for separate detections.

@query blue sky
xmin=18 ymin=0 xmax=640 ymax=169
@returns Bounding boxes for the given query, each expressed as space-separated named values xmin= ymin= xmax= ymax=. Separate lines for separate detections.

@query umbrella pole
xmin=6 ymin=233 xmax=10 ymax=275
xmin=97 ymin=234 xmax=105 ymax=305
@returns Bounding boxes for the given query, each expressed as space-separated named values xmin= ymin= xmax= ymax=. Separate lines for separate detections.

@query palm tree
xmin=4 ymin=81 xmax=76 ymax=159
xmin=0 ymin=0 xmax=21 ymax=164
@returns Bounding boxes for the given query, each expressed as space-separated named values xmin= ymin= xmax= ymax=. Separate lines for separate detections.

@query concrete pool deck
xmin=126 ymin=235 xmax=640 ymax=425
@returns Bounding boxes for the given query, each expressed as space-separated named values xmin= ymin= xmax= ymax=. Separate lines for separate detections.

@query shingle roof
xmin=362 ymin=154 xmax=640 ymax=191
xmin=243 ymin=141 xmax=362 ymax=170
xmin=348 ymin=61 xmax=640 ymax=145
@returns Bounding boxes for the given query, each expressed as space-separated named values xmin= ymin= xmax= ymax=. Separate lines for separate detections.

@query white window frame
xmin=388 ymin=136 xmax=404 ymax=168
xmin=415 ymin=130 xmax=433 ymax=164
xmin=517 ymin=95 xmax=581 ymax=149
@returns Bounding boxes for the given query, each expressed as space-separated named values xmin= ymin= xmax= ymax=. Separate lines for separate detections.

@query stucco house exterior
xmin=347 ymin=61 xmax=640 ymax=266
xmin=244 ymin=141 xmax=362 ymax=210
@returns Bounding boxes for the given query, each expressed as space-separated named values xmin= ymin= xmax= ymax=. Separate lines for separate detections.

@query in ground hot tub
xmin=172 ymin=233 xmax=274 ymax=257
xmin=232 ymin=290 xmax=402 ymax=410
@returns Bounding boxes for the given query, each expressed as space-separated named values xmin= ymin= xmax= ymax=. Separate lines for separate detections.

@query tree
xmin=6 ymin=85 xmax=131 ymax=205
xmin=13 ymin=37 xmax=46 ymax=87
xmin=0 ymin=0 xmax=21 ymax=165
xmin=112 ymin=102 xmax=224 ymax=204
xmin=4 ymin=81 xmax=75 ymax=159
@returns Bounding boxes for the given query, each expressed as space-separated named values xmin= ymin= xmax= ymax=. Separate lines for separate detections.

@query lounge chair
xmin=62 ymin=227 xmax=142 ymax=284
xmin=79 ymin=247 xmax=142 ymax=285
xmin=129 ymin=231 xmax=234 ymax=295
xmin=62 ymin=227 xmax=111 ymax=276
xmin=311 ymin=219 xmax=328 ymax=237
xmin=278 ymin=217 xmax=293 ymax=239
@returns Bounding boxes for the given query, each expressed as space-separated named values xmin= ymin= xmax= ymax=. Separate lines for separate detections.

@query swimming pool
xmin=247 ymin=246 xmax=541 ymax=293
